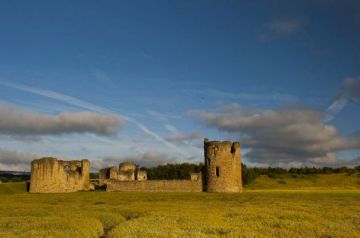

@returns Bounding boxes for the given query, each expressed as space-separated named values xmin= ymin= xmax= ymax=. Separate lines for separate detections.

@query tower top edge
xmin=204 ymin=139 xmax=240 ymax=147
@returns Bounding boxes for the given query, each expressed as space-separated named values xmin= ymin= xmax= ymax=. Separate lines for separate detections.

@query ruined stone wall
xmin=137 ymin=170 xmax=147 ymax=181
xmin=29 ymin=157 xmax=90 ymax=193
xmin=99 ymin=162 xmax=147 ymax=182
xmin=190 ymin=172 xmax=201 ymax=181
xmin=204 ymin=139 xmax=242 ymax=192
xmin=118 ymin=162 xmax=136 ymax=181
xmin=99 ymin=166 xmax=117 ymax=185
xmin=106 ymin=179 xmax=202 ymax=192
xmin=118 ymin=170 xmax=135 ymax=181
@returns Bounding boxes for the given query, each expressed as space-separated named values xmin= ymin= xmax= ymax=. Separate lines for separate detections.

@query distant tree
xmin=10 ymin=177 xmax=23 ymax=182
xmin=321 ymin=167 xmax=333 ymax=174
xmin=0 ymin=176 xmax=9 ymax=183
xmin=138 ymin=161 xmax=360 ymax=184
xmin=333 ymin=167 xmax=350 ymax=174
xmin=241 ymin=163 xmax=259 ymax=185
xmin=142 ymin=163 xmax=203 ymax=180
xmin=355 ymin=165 xmax=360 ymax=173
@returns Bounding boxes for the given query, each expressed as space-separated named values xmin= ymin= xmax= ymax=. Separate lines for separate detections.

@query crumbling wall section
xmin=98 ymin=162 xmax=147 ymax=182
xmin=137 ymin=170 xmax=147 ymax=181
xmin=99 ymin=166 xmax=118 ymax=185
xmin=106 ymin=179 xmax=202 ymax=192
xmin=118 ymin=162 xmax=136 ymax=181
xmin=29 ymin=157 xmax=90 ymax=193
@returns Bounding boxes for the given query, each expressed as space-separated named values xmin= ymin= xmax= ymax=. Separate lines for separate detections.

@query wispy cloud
xmin=258 ymin=18 xmax=305 ymax=42
xmin=146 ymin=110 xmax=180 ymax=122
xmin=0 ymin=80 xmax=187 ymax=157
xmin=325 ymin=77 xmax=360 ymax=122
xmin=92 ymin=69 xmax=117 ymax=88
xmin=192 ymin=88 xmax=297 ymax=102
xmin=165 ymin=132 xmax=203 ymax=143
xmin=164 ymin=124 xmax=179 ymax=134
xmin=138 ymin=51 xmax=154 ymax=60
xmin=0 ymin=80 xmax=107 ymax=112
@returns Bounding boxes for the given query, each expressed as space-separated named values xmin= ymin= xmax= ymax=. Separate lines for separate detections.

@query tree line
xmin=1 ymin=163 xmax=359 ymax=185
xmin=141 ymin=163 xmax=203 ymax=180
xmin=141 ymin=163 xmax=360 ymax=185
xmin=241 ymin=164 xmax=360 ymax=185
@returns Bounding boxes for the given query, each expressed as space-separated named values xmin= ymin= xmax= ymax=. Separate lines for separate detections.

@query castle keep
xmin=30 ymin=157 xmax=90 ymax=193
xmin=29 ymin=139 xmax=242 ymax=193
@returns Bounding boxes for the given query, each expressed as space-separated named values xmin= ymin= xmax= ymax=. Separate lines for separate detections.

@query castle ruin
xmin=204 ymin=139 xmax=242 ymax=192
xmin=98 ymin=162 xmax=147 ymax=186
xmin=29 ymin=157 xmax=90 ymax=193
xmin=29 ymin=139 xmax=242 ymax=193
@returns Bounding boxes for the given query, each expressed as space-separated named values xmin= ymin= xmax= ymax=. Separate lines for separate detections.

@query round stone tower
xmin=204 ymin=139 xmax=242 ymax=192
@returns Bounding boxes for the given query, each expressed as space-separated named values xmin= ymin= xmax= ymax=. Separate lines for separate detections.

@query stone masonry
xmin=98 ymin=162 xmax=147 ymax=186
xmin=204 ymin=139 xmax=242 ymax=192
xmin=29 ymin=157 xmax=90 ymax=193
xmin=29 ymin=139 xmax=242 ymax=193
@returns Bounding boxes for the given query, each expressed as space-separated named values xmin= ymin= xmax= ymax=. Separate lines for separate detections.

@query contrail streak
xmin=324 ymin=93 xmax=349 ymax=123
xmin=0 ymin=80 xmax=187 ymax=157
xmin=324 ymin=78 xmax=360 ymax=123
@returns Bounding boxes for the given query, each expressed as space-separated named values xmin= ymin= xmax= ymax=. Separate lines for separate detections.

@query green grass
xmin=246 ymin=173 xmax=360 ymax=190
xmin=0 ymin=182 xmax=27 ymax=194
xmin=0 ymin=174 xmax=359 ymax=238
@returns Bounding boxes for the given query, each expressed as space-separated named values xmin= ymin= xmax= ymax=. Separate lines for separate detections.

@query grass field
xmin=0 ymin=174 xmax=359 ymax=238
xmin=246 ymin=173 xmax=360 ymax=190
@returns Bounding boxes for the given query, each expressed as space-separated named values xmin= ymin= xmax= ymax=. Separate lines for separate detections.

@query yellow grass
xmin=0 ymin=174 xmax=359 ymax=238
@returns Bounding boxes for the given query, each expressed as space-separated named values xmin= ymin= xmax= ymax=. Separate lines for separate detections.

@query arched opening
xmin=207 ymin=158 xmax=210 ymax=165
xmin=216 ymin=167 xmax=220 ymax=177
xmin=231 ymin=145 xmax=236 ymax=158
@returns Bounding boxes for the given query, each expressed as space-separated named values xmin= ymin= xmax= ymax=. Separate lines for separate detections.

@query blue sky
xmin=0 ymin=1 xmax=359 ymax=171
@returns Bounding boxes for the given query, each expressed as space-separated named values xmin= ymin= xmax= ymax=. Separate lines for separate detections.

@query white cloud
xmin=0 ymin=80 xmax=186 ymax=157
xmin=189 ymin=103 xmax=360 ymax=167
xmin=0 ymin=103 xmax=124 ymax=136
xmin=0 ymin=149 xmax=40 ymax=171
